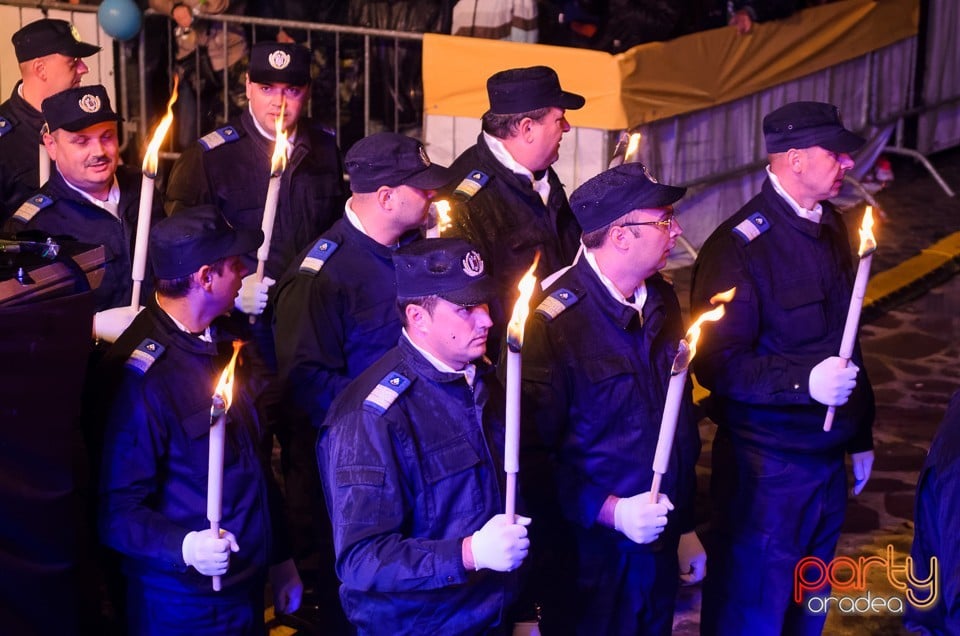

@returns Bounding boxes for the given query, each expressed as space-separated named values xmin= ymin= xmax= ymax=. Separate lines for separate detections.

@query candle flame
xmin=506 ymin=253 xmax=541 ymax=350
xmin=858 ymin=206 xmax=877 ymax=257
xmin=624 ymin=132 xmax=642 ymax=163
xmin=212 ymin=340 xmax=244 ymax=413
xmin=270 ymin=98 xmax=288 ymax=176
xmin=142 ymin=75 xmax=180 ymax=177
xmin=432 ymin=200 xmax=452 ymax=235
xmin=684 ymin=287 xmax=736 ymax=362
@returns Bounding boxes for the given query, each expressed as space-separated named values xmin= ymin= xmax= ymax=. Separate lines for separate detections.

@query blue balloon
xmin=98 ymin=0 xmax=143 ymax=41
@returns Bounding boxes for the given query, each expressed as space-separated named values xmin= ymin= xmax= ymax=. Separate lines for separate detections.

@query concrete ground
xmin=269 ymin=148 xmax=960 ymax=635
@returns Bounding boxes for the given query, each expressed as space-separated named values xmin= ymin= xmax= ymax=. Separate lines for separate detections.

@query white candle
xmin=255 ymin=173 xmax=282 ymax=281
xmin=504 ymin=344 xmax=521 ymax=519
xmin=649 ymin=288 xmax=734 ymax=499
xmin=503 ymin=255 xmax=540 ymax=520
xmin=130 ymin=173 xmax=155 ymax=308
xmin=823 ymin=207 xmax=876 ymax=432
xmin=649 ymin=343 xmax=689 ymax=502
xmin=207 ymin=340 xmax=242 ymax=591
xmin=207 ymin=397 xmax=226 ymax=592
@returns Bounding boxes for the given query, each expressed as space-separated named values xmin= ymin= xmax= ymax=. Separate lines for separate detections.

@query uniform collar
xmin=56 ymin=164 xmax=121 ymax=217
xmin=766 ymin=165 xmax=823 ymax=223
xmin=482 ymin=131 xmax=551 ymax=205
xmin=582 ymin=248 xmax=647 ymax=316
xmin=401 ymin=328 xmax=477 ymax=387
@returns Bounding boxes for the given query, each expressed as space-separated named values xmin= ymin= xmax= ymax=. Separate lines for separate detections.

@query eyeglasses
xmin=620 ymin=216 xmax=676 ymax=231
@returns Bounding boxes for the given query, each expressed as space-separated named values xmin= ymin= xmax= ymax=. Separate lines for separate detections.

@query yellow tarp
xmin=423 ymin=0 xmax=919 ymax=130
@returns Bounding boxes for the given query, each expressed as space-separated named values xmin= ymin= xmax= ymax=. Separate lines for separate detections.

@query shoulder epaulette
xmin=0 ymin=116 xmax=13 ymax=138
xmin=11 ymin=194 xmax=54 ymax=225
xmin=535 ymin=288 xmax=580 ymax=321
xmin=199 ymin=125 xmax=241 ymax=151
xmin=125 ymin=338 xmax=166 ymax=375
xmin=453 ymin=170 xmax=489 ymax=200
xmin=299 ymin=238 xmax=340 ymax=275
xmin=363 ymin=371 xmax=412 ymax=415
xmin=732 ymin=212 xmax=770 ymax=244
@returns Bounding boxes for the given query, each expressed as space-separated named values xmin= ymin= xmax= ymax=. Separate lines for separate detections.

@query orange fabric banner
xmin=423 ymin=0 xmax=919 ymax=130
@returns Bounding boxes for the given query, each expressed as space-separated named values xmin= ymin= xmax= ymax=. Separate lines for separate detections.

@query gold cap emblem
xmin=462 ymin=251 xmax=484 ymax=277
xmin=268 ymin=50 xmax=291 ymax=70
xmin=78 ymin=94 xmax=101 ymax=114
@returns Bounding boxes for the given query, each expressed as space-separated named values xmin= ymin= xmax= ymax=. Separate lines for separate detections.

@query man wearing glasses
xmin=521 ymin=162 xmax=705 ymax=634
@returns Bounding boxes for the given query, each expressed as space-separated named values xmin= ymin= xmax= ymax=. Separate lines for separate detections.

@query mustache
xmin=83 ymin=156 xmax=112 ymax=168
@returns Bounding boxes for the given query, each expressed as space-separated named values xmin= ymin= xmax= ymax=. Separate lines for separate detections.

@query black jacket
xmin=318 ymin=336 xmax=518 ymax=634
xmin=0 ymin=84 xmax=45 ymax=222
xmin=690 ymin=178 xmax=874 ymax=455
xmin=444 ymin=134 xmax=581 ymax=327
xmin=99 ymin=303 xmax=288 ymax=599
xmin=4 ymin=166 xmax=163 ymax=312
xmin=165 ymin=109 xmax=346 ymax=283
xmin=273 ymin=217 xmax=417 ymax=428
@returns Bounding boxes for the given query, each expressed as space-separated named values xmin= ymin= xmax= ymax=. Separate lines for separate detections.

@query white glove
xmin=234 ymin=274 xmax=275 ymax=315
xmin=677 ymin=531 xmax=707 ymax=585
xmin=809 ymin=357 xmax=859 ymax=406
xmin=93 ymin=305 xmax=143 ymax=343
xmin=470 ymin=514 xmax=531 ymax=572
xmin=269 ymin=558 xmax=303 ymax=614
xmin=851 ymin=450 xmax=875 ymax=496
xmin=614 ymin=492 xmax=673 ymax=545
xmin=182 ymin=528 xmax=239 ymax=576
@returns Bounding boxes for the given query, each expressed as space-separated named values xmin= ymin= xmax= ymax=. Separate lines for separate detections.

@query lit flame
xmin=212 ymin=340 xmax=244 ymax=413
xmin=858 ymin=206 xmax=877 ymax=257
xmin=506 ymin=252 xmax=541 ymax=350
xmin=270 ymin=98 xmax=288 ymax=176
xmin=432 ymin=199 xmax=452 ymax=235
xmin=684 ymin=287 xmax=736 ymax=361
xmin=624 ymin=132 xmax=642 ymax=163
xmin=142 ymin=75 xmax=180 ymax=177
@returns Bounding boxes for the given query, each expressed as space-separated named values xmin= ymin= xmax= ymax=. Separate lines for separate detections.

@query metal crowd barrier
xmin=1 ymin=0 xmax=957 ymax=221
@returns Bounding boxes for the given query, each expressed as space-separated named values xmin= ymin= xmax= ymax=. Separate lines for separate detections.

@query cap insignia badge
xmin=70 ymin=24 xmax=82 ymax=42
xmin=462 ymin=250 xmax=484 ymax=277
xmin=268 ymin=50 xmax=291 ymax=70
xmin=418 ymin=145 xmax=431 ymax=166
xmin=78 ymin=94 xmax=101 ymax=114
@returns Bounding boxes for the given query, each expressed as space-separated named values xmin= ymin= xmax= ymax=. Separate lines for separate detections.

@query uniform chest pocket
xmin=582 ymin=355 xmax=641 ymax=409
xmin=773 ymin=280 xmax=826 ymax=345
xmin=581 ymin=355 xmax=650 ymax=443
xmin=421 ymin=435 xmax=483 ymax=517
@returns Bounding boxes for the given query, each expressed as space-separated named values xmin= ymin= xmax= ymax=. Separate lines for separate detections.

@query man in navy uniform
xmin=99 ymin=205 xmax=302 ymax=635
xmin=272 ymin=132 xmax=452 ymax=622
xmin=521 ymin=163 xmax=704 ymax=635
xmin=691 ymin=101 xmax=875 ymax=635
xmin=444 ymin=65 xmax=584 ymax=345
xmin=5 ymin=84 xmax=163 ymax=343
xmin=318 ymin=238 xmax=530 ymax=634
xmin=165 ymin=42 xmax=345 ymax=603
xmin=906 ymin=390 xmax=960 ymax=634
xmin=165 ymin=40 xmax=344 ymax=340
xmin=0 ymin=18 xmax=100 ymax=221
